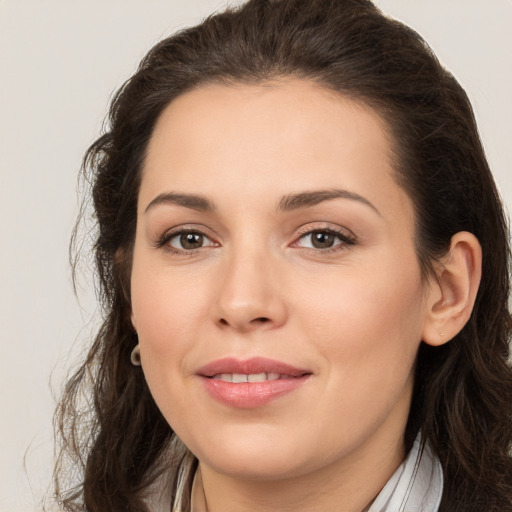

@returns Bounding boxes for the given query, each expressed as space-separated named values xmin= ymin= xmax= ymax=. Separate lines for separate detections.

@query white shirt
xmin=367 ymin=435 xmax=443 ymax=512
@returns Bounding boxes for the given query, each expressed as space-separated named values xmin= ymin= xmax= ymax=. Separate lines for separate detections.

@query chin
xmin=189 ymin=428 xmax=317 ymax=481
xmin=206 ymin=453 xmax=308 ymax=481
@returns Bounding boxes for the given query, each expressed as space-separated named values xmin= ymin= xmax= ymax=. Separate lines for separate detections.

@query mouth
xmin=197 ymin=357 xmax=312 ymax=408
xmin=197 ymin=356 xmax=310 ymax=378
xmin=210 ymin=372 xmax=296 ymax=383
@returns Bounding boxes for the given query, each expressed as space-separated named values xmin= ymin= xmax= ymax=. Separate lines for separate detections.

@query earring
xmin=130 ymin=344 xmax=141 ymax=366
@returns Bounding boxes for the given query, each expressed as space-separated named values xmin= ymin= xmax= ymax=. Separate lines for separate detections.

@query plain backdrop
xmin=1 ymin=1 xmax=511 ymax=510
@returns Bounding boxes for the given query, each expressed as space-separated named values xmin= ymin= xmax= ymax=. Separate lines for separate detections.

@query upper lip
xmin=197 ymin=357 xmax=311 ymax=378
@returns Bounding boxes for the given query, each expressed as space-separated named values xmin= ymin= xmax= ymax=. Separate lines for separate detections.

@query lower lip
xmin=200 ymin=376 xmax=310 ymax=408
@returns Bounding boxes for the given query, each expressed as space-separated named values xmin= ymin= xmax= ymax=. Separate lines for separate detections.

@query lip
xmin=197 ymin=357 xmax=312 ymax=408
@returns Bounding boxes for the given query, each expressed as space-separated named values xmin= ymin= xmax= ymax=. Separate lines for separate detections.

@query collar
xmin=367 ymin=434 xmax=443 ymax=512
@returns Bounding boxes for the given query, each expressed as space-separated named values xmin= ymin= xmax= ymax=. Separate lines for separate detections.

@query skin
xmin=130 ymin=79 xmax=445 ymax=511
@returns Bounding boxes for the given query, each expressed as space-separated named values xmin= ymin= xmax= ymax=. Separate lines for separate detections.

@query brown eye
xmin=310 ymin=231 xmax=336 ymax=249
xmin=181 ymin=232 xmax=204 ymax=249
xmin=295 ymin=228 xmax=354 ymax=251
xmin=168 ymin=231 xmax=213 ymax=251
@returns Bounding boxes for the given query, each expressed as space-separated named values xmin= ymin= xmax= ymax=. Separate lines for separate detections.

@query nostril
xmin=217 ymin=316 xmax=273 ymax=329
xmin=253 ymin=317 xmax=270 ymax=323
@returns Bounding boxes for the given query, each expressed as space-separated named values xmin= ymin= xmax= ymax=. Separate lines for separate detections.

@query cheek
xmin=298 ymin=257 xmax=426 ymax=391
xmin=131 ymin=276 xmax=206 ymax=430
xmin=289 ymin=265 xmax=425 ymax=449
xmin=131 ymin=260 xmax=206 ymax=347
xmin=130 ymin=256 xmax=210 ymax=406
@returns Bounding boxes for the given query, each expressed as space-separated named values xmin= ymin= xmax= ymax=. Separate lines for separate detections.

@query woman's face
xmin=131 ymin=79 xmax=434 ymax=481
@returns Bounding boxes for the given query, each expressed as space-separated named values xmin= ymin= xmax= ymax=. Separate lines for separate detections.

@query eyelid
xmin=153 ymin=222 xmax=355 ymax=255
xmin=294 ymin=222 xmax=356 ymax=238
xmin=155 ymin=224 xmax=220 ymax=253
xmin=291 ymin=224 xmax=357 ymax=251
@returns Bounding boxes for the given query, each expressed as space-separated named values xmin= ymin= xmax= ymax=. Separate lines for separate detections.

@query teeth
xmin=247 ymin=372 xmax=267 ymax=383
xmin=212 ymin=373 xmax=233 ymax=381
xmin=211 ymin=373 xmax=287 ymax=383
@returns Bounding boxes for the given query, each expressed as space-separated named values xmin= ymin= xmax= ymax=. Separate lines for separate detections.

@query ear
xmin=422 ymin=231 xmax=482 ymax=347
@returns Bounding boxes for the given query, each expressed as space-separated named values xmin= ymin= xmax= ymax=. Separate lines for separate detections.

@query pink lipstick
xmin=197 ymin=357 xmax=311 ymax=408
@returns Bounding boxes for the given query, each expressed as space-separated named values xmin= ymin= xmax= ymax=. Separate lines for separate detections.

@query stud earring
xmin=130 ymin=344 xmax=141 ymax=366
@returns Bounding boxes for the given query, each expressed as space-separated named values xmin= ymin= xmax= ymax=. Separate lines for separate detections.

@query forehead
xmin=140 ymin=79 xmax=411 ymax=223
xmin=146 ymin=79 xmax=394 ymax=166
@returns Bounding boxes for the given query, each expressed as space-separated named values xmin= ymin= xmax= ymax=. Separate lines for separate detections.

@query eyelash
xmin=155 ymin=226 xmax=356 ymax=255
xmin=155 ymin=228 xmax=217 ymax=255
xmin=293 ymin=226 xmax=356 ymax=253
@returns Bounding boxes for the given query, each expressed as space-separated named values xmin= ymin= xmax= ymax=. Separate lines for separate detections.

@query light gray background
xmin=1 ymin=1 xmax=511 ymax=510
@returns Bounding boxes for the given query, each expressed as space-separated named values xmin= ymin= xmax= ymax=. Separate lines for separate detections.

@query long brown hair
xmin=54 ymin=0 xmax=512 ymax=510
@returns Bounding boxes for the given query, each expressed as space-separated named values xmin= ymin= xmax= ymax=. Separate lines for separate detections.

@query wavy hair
xmin=54 ymin=0 xmax=512 ymax=510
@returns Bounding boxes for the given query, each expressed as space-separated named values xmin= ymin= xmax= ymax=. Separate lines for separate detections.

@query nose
xmin=214 ymin=247 xmax=288 ymax=333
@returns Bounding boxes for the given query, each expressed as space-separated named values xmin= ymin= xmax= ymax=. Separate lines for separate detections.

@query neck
xmin=193 ymin=430 xmax=405 ymax=512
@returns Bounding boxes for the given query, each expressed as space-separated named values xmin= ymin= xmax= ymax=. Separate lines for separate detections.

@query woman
xmin=54 ymin=0 xmax=512 ymax=510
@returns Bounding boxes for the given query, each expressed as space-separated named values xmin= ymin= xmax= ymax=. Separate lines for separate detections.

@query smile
xmin=211 ymin=372 xmax=293 ymax=383
xmin=197 ymin=357 xmax=312 ymax=408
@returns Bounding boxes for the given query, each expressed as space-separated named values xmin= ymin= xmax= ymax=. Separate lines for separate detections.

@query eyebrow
xmin=277 ymin=189 xmax=381 ymax=215
xmin=144 ymin=192 xmax=215 ymax=213
xmin=144 ymin=188 xmax=380 ymax=216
